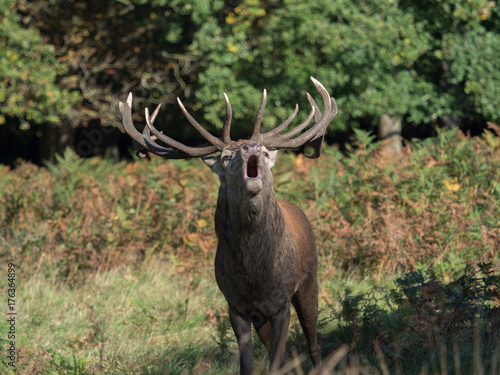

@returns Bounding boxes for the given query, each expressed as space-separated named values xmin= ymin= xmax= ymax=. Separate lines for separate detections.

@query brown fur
xmin=204 ymin=142 xmax=321 ymax=374
xmin=120 ymin=77 xmax=338 ymax=374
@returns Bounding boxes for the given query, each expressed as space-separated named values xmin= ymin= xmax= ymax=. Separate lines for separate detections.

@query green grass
xmin=1 ymin=127 xmax=500 ymax=373
xmin=2 ymin=259 xmax=231 ymax=374
xmin=1 ymin=260 xmax=499 ymax=374
xmin=1 ymin=257 xmax=382 ymax=374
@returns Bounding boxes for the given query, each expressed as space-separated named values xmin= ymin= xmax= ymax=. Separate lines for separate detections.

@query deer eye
xmin=221 ymin=155 xmax=232 ymax=162
xmin=263 ymin=152 xmax=269 ymax=158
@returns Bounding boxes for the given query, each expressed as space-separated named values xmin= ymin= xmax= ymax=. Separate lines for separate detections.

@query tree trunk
xmin=378 ymin=114 xmax=402 ymax=152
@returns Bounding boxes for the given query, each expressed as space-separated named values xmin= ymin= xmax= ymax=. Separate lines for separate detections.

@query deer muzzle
xmin=242 ymin=143 xmax=263 ymax=194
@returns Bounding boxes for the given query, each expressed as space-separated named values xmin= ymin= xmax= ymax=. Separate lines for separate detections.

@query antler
xmin=255 ymin=76 xmax=337 ymax=158
xmin=119 ymin=93 xmax=227 ymax=158
xmin=119 ymin=76 xmax=336 ymax=159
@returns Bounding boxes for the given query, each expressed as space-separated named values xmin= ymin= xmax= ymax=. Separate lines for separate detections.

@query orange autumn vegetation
xmin=0 ymin=127 xmax=499 ymax=284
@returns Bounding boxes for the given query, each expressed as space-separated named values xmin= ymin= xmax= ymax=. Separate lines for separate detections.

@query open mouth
xmin=244 ymin=155 xmax=261 ymax=179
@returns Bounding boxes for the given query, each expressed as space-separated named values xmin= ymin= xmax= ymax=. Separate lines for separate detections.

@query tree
xmin=191 ymin=0 xmax=500 ymax=148
xmin=189 ymin=0 xmax=439 ymax=151
xmin=0 ymin=0 xmax=76 ymax=127
xmin=4 ymin=0 xmax=499 ymax=163
xmin=8 ymin=0 xmax=225 ymax=161
xmin=401 ymin=0 xmax=500 ymax=127
xmin=0 ymin=0 xmax=78 ymax=163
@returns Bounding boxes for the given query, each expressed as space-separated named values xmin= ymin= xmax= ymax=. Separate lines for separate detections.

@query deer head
xmin=203 ymin=140 xmax=278 ymax=195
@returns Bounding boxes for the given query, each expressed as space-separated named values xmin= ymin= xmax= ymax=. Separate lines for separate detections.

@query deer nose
xmin=242 ymin=143 xmax=261 ymax=155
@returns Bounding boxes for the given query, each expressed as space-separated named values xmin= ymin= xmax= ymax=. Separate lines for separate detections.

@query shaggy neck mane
xmin=214 ymin=182 xmax=286 ymax=257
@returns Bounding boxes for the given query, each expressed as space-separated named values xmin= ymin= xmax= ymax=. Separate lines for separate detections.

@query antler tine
xmin=176 ymin=97 xmax=226 ymax=149
xmin=140 ymin=107 xmax=195 ymax=158
xmin=267 ymin=105 xmax=315 ymax=141
xmin=133 ymin=102 xmax=161 ymax=158
xmin=222 ymin=93 xmax=232 ymax=143
xmin=251 ymin=89 xmax=267 ymax=141
xmin=261 ymin=77 xmax=337 ymax=158
xmin=141 ymin=117 xmax=189 ymax=158
xmin=275 ymin=92 xmax=322 ymax=140
xmin=260 ymin=104 xmax=299 ymax=138
xmin=145 ymin=107 xmax=219 ymax=157
xmin=119 ymin=93 xmax=168 ymax=156
xmin=119 ymin=93 xmax=146 ymax=148
xmin=119 ymin=93 xmax=220 ymax=159
xmin=306 ymin=92 xmax=322 ymax=122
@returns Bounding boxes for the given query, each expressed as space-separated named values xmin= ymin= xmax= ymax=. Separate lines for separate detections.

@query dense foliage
xmin=327 ymin=262 xmax=500 ymax=374
xmin=0 ymin=0 xmax=76 ymax=126
xmin=1 ymin=0 xmax=499 ymax=161
xmin=1 ymin=128 xmax=498 ymax=280
xmin=0 ymin=128 xmax=499 ymax=374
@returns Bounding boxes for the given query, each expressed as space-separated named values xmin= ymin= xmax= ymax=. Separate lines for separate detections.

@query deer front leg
xmin=269 ymin=305 xmax=291 ymax=374
xmin=229 ymin=306 xmax=254 ymax=375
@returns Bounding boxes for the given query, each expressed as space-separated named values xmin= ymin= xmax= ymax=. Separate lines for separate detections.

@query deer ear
xmin=202 ymin=155 xmax=218 ymax=168
xmin=202 ymin=155 xmax=223 ymax=176
xmin=268 ymin=149 xmax=278 ymax=168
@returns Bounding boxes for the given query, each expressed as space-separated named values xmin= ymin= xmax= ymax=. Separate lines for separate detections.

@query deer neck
xmin=215 ymin=181 xmax=285 ymax=251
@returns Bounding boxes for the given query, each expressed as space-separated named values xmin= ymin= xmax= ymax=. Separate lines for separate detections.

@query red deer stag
xmin=119 ymin=77 xmax=337 ymax=374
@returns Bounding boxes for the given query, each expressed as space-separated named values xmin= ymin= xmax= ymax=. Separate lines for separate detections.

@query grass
xmin=1 ymin=260 xmax=499 ymax=374
xmin=0 ymin=127 xmax=499 ymax=373
xmin=2 ymin=259 xmax=233 ymax=374
xmin=0 ymin=257 xmax=380 ymax=374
